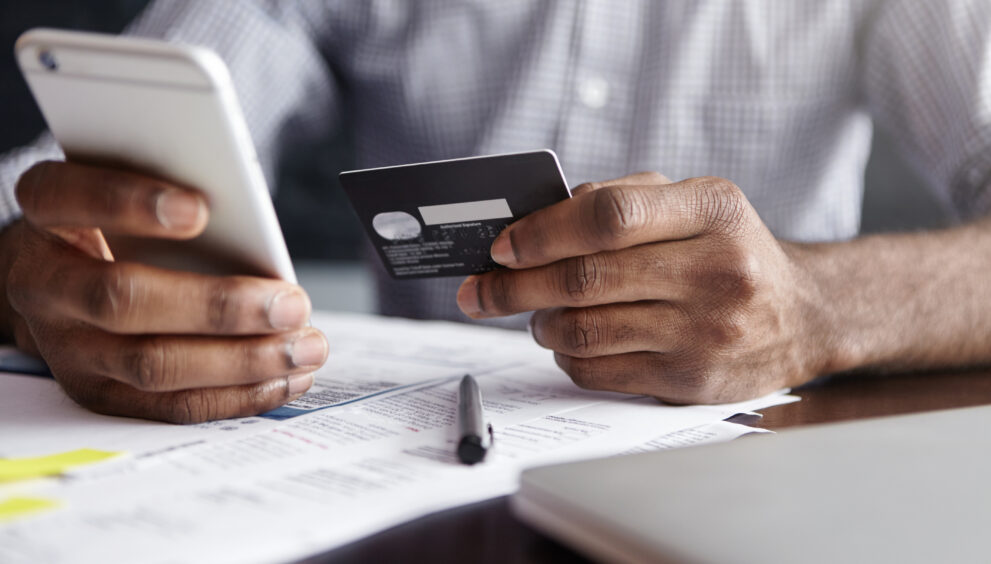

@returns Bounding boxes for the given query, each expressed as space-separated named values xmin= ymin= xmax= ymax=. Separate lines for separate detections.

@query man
xmin=3 ymin=1 xmax=991 ymax=423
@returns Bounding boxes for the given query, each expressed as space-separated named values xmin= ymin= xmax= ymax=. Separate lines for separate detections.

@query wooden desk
xmin=306 ymin=369 xmax=991 ymax=563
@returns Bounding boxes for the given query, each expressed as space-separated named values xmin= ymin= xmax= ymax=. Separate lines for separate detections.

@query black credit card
xmin=339 ymin=150 xmax=571 ymax=279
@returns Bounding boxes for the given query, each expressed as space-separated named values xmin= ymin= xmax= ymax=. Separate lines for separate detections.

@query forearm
xmin=791 ymin=215 xmax=991 ymax=375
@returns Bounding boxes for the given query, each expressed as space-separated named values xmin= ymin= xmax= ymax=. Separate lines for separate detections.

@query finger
xmin=11 ymin=234 xmax=312 ymax=335
xmin=58 ymin=327 xmax=329 ymax=392
xmin=555 ymin=351 xmax=670 ymax=397
xmin=490 ymin=176 xmax=750 ymax=268
xmin=530 ymin=302 xmax=685 ymax=358
xmin=555 ymin=351 xmax=720 ymax=404
xmin=556 ymin=352 xmax=775 ymax=405
xmin=458 ymin=238 xmax=714 ymax=317
xmin=490 ymin=171 xmax=671 ymax=266
xmin=16 ymin=160 xmax=208 ymax=238
xmin=57 ymin=371 xmax=313 ymax=424
xmin=570 ymin=171 xmax=672 ymax=196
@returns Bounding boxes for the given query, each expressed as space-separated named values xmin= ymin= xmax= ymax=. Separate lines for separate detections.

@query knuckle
xmin=167 ymin=392 xmax=212 ymax=425
xmin=705 ymin=311 xmax=749 ymax=348
xmin=666 ymin=358 xmax=719 ymax=403
xmin=644 ymin=171 xmax=669 ymax=183
xmin=729 ymin=248 xmax=762 ymax=297
xmin=690 ymin=372 xmax=730 ymax=404
xmin=55 ymin=373 xmax=115 ymax=413
xmin=168 ymin=380 xmax=276 ymax=424
xmin=692 ymin=177 xmax=748 ymax=234
xmin=240 ymin=339 xmax=272 ymax=376
xmin=564 ymin=308 xmax=604 ymax=356
xmin=666 ymin=348 xmax=739 ymax=404
xmin=591 ymin=187 xmax=645 ymax=247
xmin=83 ymin=264 xmax=133 ymax=327
xmin=206 ymin=279 xmax=243 ymax=333
xmin=682 ymin=301 xmax=750 ymax=352
xmin=476 ymin=272 xmax=514 ymax=314
xmin=123 ymin=338 xmax=175 ymax=392
xmin=562 ymin=254 xmax=606 ymax=303
xmin=705 ymin=249 xmax=761 ymax=302
xmin=7 ymin=225 xmax=63 ymax=315
xmin=564 ymin=357 xmax=602 ymax=390
xmin=250 ymin=378 xmax=284 ymax=408
xmin=94 ymin=168 xmax=128 ymax=218
xmin=626 ymin=171 xmax=669 ymax=185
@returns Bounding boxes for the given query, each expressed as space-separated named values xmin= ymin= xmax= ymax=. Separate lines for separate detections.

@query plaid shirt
xmin=4 ymin=0 xmax=991 ymax=327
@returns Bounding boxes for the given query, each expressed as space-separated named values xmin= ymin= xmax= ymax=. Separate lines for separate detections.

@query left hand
xmin=456 ymin=173 xmax=831 ymax=404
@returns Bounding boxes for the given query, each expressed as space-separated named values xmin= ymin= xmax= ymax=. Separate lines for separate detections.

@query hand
xmin=3 ymin=161 xmax=328 ymax=423
xmin=456 ymin=173 xmax=830 ymax=404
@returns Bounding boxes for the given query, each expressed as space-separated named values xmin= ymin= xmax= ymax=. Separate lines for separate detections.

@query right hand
xmin=3 ymin=160 xmax=328 ymax=423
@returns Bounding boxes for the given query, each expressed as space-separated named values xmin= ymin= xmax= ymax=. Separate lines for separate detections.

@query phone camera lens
xmin=39 ymin=50 xmax=58 ymax=71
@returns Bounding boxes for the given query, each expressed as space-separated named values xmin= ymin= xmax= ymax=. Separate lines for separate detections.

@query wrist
xmin=782 ymin=240 xmax=865 ymax=378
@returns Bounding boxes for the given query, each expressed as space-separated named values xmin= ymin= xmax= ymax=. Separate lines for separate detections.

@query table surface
xmin=305 ymin=368 xmax=991 ymax=563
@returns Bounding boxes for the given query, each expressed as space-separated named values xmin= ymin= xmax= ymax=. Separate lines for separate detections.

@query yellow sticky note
xmin=0 ymin=448 xmax=122 ymax=483
xmin=0 ymin=496 xmax=60 ymax=522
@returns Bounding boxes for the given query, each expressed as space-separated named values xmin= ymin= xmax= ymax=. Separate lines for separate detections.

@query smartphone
xmin=14 ymin=28 xmax=296 ymax=283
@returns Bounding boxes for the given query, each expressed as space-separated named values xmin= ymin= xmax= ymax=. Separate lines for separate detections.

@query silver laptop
xmin=512 ymin=405 xmax=991 ymax=564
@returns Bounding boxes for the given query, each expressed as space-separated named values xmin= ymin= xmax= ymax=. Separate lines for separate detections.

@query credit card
xmin=339 ymin=150 xmax=571 ymax=279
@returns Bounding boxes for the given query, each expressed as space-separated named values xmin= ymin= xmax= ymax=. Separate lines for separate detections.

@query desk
xmin=305 ymin=368 xmax=991 ymax=563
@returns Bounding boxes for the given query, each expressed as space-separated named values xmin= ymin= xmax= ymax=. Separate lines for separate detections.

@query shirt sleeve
xmin=862 ymin=0 xmax=991 ymax=221
xmin=0 ymin=0 xmax=340 ymax=228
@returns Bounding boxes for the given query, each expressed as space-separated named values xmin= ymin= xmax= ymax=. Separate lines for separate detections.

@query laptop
xmin=512 ymin=405 xmax=991 ymax=564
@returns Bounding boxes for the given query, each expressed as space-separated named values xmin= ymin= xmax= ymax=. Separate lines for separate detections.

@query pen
xmin=457 ymin=374 xmax=493 ymax=465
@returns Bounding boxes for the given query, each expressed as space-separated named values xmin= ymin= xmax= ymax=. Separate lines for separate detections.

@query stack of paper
xmin=0 ymin=312 xmax=796 ymax=563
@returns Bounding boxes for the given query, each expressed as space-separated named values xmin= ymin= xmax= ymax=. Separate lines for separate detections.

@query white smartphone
xmin=15 ymin=28 xmax=296 ymax=283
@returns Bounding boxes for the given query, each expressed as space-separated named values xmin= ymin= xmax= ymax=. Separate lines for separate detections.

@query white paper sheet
xmin=0 ymin=311 xmax=797 ymax=563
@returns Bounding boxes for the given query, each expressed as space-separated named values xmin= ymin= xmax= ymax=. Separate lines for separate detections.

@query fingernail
xmin=268 ymin=290 xmax=311 ymax=330
xmin=457 ymin=276 xmax=482 ymax=317
xmin=490 ymin=232 xmax=516 ymax=265
xmin=290 ymin=331 xmax=328 ymax=368
xmin=571 ymin=182 xmax=595 ymax=195
xmin=287 ymin=373 xmax=314 ymax=397
xmin=156 ymin=189 xmax=205 ymax=230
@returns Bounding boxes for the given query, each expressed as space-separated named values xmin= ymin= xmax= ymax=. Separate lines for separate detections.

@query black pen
xmin=457 ymin=374 xmax=493 ymax=464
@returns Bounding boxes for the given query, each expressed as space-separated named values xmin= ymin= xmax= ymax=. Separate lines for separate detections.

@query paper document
xmin=0 ymin=497 xmax=59 ymax=523
xmin=0 ymin=311 xmax=797 ymax=564
xmin=0 ymin=449 xmax=121 ymax=483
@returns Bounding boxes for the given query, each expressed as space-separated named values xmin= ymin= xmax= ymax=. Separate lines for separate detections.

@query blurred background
xmin=0 ymin=1 xmax=951 ymax=315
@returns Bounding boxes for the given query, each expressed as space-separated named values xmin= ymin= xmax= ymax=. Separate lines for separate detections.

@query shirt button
xmin=578 ymin=77 xmax=610 ymax=109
